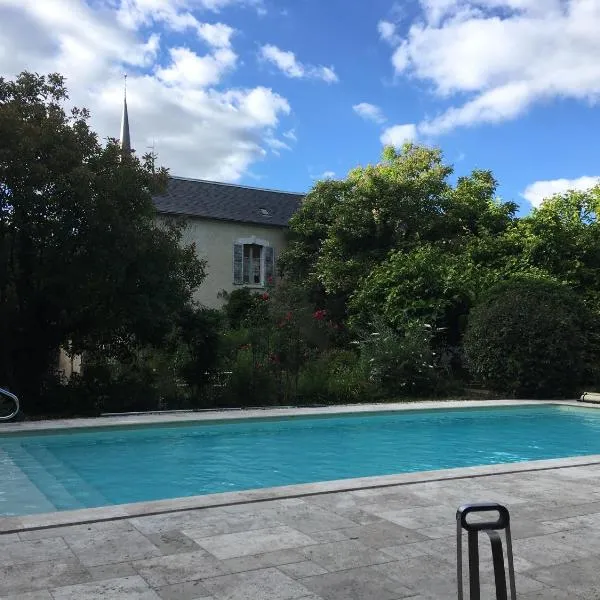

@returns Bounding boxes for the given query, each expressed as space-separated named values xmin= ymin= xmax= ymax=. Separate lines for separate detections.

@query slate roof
xmin=153 ymin=176 xmax=304 ymax=227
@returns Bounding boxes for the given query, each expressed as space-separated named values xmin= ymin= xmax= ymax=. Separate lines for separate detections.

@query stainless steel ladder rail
xmin=0 ymin=387 xmax=19 ymax=421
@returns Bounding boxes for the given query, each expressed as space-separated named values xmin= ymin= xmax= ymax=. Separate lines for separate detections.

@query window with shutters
xmin=233 ymin=237 xmax=274 ymax=287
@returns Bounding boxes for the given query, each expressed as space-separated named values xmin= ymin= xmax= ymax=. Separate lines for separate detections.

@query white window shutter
xmin=264 ymin=246 xmax=275 ymax=283
xmin=233 ymin=243 xmax=243 ymax=284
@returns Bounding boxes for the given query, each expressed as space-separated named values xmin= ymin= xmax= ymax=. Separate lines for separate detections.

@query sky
xmin=1 ymin=0 xmax=600 ymax=214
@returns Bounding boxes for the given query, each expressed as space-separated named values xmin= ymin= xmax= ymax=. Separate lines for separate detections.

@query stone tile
xmin=380 ymin=544 xmax=429 ymax=561
xmin=332 ymin=509 xmax=384 ymax=525
xmin=0 ymin=592 xmax=54 ymax=600
xmin=18 ymin=519 xmax=135 ymax=541
xmin=51 ymin=575 xmax=160 ymax=600
xmin=201 ymin=567 xmax=311 ymax=600
xmin=300 ymin=566 xmax=414 ymax=600
xmin=518 ymin=586 xmax=581 ymax=599
xmin=0 ymin=538 xmax=75 ymax=565
xmin=223 ymin=549 xmax=305 ymax=574
xmin=524 ymin=556 xmax=600 ymax=596
xmin=270 ymin=505 xmax=359 ymax=534
xmin=304 ymin=530 xmax=348 ymax=544
xmin=540 ymin=512 xmax=600 ymax=533
xmin=155 ymin=580 xmax=212 ymax=600
xmin=300 ymin=540 xmax=393 ymax=572
xmin=508 ymin=518 xmax=568 ymax=540
xmin=367 ymin=505 xmax=451 ymax=530
xmin=133 ymin=550 xmax=229 ymax=587
xmin=374 ymin=555 xmax=455 ymax=598
xmin=87 ymin=562 xmax=137 ymax=581
xmin=278 ymin=561 xmax=328 ymax=578
xmin=219 ymin=498 xmax=306 ymax=515
xmin=339 ymin=521 xmax=427 ymax=548
xmin=66 ymin=529 xmax=161 ymax=567
xmin=130 ymin=509 xmax=227 ymax=535
xmin=133 ymin=509 xmax=280 ymax=538
xmin=0 ymin=560 xmax=90 ymax=596
xmin=0 ymin=534 xmax=19 ymax=543
xmin=512 ymin=532 xmax=590 ymax=567
xmin=549 ymin=526 xmax=600 ymax=554
xmin=148 ymin=531 xmax=201 ymax=556
xmin=192 ymin=526 xmax=316 ymax=560
xmin=414 ymin=524 xmax=455 ymax=539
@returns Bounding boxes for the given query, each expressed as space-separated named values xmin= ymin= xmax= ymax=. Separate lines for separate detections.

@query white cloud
xmin=156 ymin=46 xmax=236 ymax=87
xmin=265 ymin=135 xmax=291 ymax=153
xmin=380 ymin=124 xmax=418 ymax=147
xmin=522 ymin=176 xmax=600 ymax=208
xmin=0 ymin=0 xmax=291 ymax=182
xmin=353 ymin=102 xmax=386 ymax=124
xmin=310 ymin=170 xmax=335 ymax=180
xmin=259 ymin=44 xmax=339 ymax=83
xmin=381 ymin=0 xmax=600 ymax=135
xmin=116 ymin=0 xmax=262 ymax=25
xmin=196 ymin=22 xmax=235 ymax=47
xmin=283 ymin=128 xmax=297 ymax=142
xmin=378 ymin=20 xmax=400 ymax=45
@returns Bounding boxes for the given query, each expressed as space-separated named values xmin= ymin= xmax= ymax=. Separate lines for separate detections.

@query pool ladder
xmin=0 ymin=387 xmax=20 ymax=421
xmin=457 ymin=502 xmax=517 ymax=600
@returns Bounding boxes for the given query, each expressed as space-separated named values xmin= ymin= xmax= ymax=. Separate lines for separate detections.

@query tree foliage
xmin=279 ymin=143 xmax=600 ymax=397
xmin=464 ymin=279 xmax=595 ymax=398
xmin=0 ymin=72 xmax=205 ymax=405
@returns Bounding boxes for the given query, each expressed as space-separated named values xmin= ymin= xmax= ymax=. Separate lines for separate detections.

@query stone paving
xmin=3 ymin=463 xmax=600 ymax=599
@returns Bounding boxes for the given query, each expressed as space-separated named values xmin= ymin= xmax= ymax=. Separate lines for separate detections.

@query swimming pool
xmin=1 ymin=404 xmax=600 ymax=516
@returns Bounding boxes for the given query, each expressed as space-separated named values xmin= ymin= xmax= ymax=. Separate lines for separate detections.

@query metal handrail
xmin=0 ymin=387 xmax=19 ymax=421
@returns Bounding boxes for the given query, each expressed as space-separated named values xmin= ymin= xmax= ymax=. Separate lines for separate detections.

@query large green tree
xmin=0 ymin=72 xmax=205 ymax=405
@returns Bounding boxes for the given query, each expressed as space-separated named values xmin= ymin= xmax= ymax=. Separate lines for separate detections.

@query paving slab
xmin=222 ymin=549 xmax=305 ymax=574
xmin=66 ymin=528 xmax=161 ymax=566
xmin=0 ymin=560 xmax=90 ymax=596
xmin=0 ymin=592 xmax=54 ymax=600
xmin=300 ymin=540 xmax=394 ymax=571
xmin=155 ymin=580 xmax=212 ymax=600
xmin=148 ymin=530 xmax=201 ymax=555
xmin=133 ymin=550 xmax=229 ymax=587
xmin=299 ymin=565 xmax=414 ymax=600
xmin=50 ymin=575 xmax=160 ymax=600
xmin=338 ymin=521 xmax=427 ymax=548
xmin=201 ymin=567 xmax=312 ymax=600
xmin=192 ymin=526 xmax=317 ymax=560
xmin=0 ymin=537 xmax=75 ymax=565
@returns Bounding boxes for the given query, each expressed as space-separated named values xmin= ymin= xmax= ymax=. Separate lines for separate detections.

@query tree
xmin=0 ymin=72 xmax=205 ymax=406
xmin=464 ymin=278 xmax=595 ymax=398
xmin=513 ymin=187 xmax=600 ymax=298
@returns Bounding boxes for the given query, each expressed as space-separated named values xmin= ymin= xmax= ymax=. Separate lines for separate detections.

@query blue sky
xmin=1 ymin=0 xmax=600 ymax=214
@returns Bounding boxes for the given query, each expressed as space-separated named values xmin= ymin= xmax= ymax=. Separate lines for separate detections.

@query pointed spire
xmin=120 ymin=74 xmax=131 ymax=154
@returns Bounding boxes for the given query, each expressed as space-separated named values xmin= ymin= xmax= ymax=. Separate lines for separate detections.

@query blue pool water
xmin=2 ymin=404 xmax=600 ymax=516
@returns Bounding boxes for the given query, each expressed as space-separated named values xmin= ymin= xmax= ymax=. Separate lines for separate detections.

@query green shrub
xmin=220 ymin=348 xmax=279 ymax=407
xmin=296 ymin=349 xmax=374 ymax=405
xmin=463 ymin=278 xmax=593 ymax=398
xmin=221 ymin=288 xmax=259 ymax=329
xmin=356 ymin=317 xmax=447 ymax=397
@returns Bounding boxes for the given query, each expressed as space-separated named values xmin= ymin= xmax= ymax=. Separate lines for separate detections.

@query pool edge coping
xmin=1 ymin=399 xmax=597 ymax=533
xmin=0 ymin=398 xmax=584 ymax=434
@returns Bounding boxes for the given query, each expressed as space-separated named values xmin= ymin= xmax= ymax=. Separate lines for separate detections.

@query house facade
xmin=153 ymin=176 xmax=303 ymax=308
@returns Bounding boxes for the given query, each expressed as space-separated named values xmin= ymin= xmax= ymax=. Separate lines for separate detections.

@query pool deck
xmin=2 ymin=400 xmax=600 ymax=598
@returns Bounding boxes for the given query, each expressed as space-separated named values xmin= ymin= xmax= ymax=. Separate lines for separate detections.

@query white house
xmin=153 ymin=177 xmax=303 ymax=308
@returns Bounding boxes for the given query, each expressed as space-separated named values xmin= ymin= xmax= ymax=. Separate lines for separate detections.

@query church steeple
xmin=120 ymin=75 xmax=131 ymax=153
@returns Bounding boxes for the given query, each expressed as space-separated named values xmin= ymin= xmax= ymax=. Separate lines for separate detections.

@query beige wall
xmin=159 ymin=215 xmax=289 ymax=308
